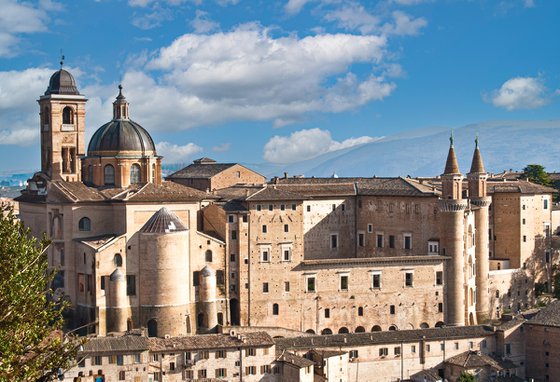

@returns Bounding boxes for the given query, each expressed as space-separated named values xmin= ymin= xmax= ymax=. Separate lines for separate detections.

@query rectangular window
xmin=428 ymin=241 xmax=439 ymax=254
xmin=379 ymin=348 xmax=388 ymax=356
xmin=349 ymin=350 xmax=358 ymax=358
xmin=544 ymin=199 xmax=549 ymax=209
xmin=390 ymin=305 xmax=395 ymax=314
xmin=376 ymin=234 xmax=384 ymax=248
xmin=284 ymin=281 xmax=290 ymax=292
xmin=505 ymin=343 xmax=511 ymax=355
xmin=324 ymin=308 xmax=330 ymax=318
xmin=193 ymin=271 xmax=200 ymax=287
xmin=119 ymin=371 xmax=126 ymax=381
xmin=198 ymin=370 xmax=207 ymax=379
xmin=109 ymin=355 xmax=117 ymax=364
xmin=367 ymin=224 xmax=373 ymax=233
xmin=199 ymin=351 xmax=209 ymax=359
xmin=268 ymin=204 xmax=273 ymax=211
xmin=93 ymin=356 xmax=102 ymax=366
xmin=358 ymin=233 xmax=364 ymax=247
xmin=100 ymin=275 xmax=105 ymax=290
xmin=126 ymin=275 xmax=136 ymax=296
xmin=280 ymin=204 xmax=286 ymax=211
xmin=256 ymin=204 xmax=262 ymax=211
xmin=243 ymin=215 xmax=248 ymax=223
xmin=306 ymin=276 xmax=316 ymax=292
xmin=245 ymin=348 xmax=256 ymax=357
xmin=245 ymin=366 xmax=256 ymax=375
xmin=292 ymin=204 xmax=297 ymax=210
xmin=523 ymin=235 xmax=527 ymax=242
xmin=261 ymin=249 xmax=270 ymax=263
xmin=216 ymin=350 xmax=226 ymax=358
xmin=454 ymin=342 xmax=459 ymax=350
xmin=340 ymin=275 xmax=349 ymax=291
xmin=331 ymin=234 xmax=338 ymax=249
xmin=332 ymin=204 xmax=336 ymax=211
xmin=411 ymin=345 xmax=416 ymax=353
xmin=394 ymin=347 xmax=400 ymax=356
xmin=231 ymin=230 xmax=237 ymax=240
xmin=228 ymin=215 xmax=234 ymax=223
xmin=284 ymin=224 xmax=289 ymax=233
xmin=263 ymin=282 xmax=269 ymax=293
xmin=283 ymin=248 xmax=291 ymax=262
xmin=117 ymin=355 xmax=124 ymax=365
xmin=230 ymin=253 xmax=236 ymax=262
xmin=389 ymin=235 xmax=395 ymax=249
xmin=260 ymin=365 xmax=271 ymax=374
xmin=404 ymin=234 xmax=412 ymax=250
xmin=436 ymin=271 xmax=443 ymax=285
xmin=169 ymin=362 xmax=175 ymax=371
xmin=216 ymin=368 xmax=227 ymax=378
xmin=405 ymin=272 xmax=414 ymax=287
xmin=307 ymin=205 xmax=311 ymax=212
xmin=438 ymin=303 xmax=443 ymax=313
xmin=262 ymin=224 xmax=267 ymax=233
xmin=372 ymin=272 xmax=381 ymax=289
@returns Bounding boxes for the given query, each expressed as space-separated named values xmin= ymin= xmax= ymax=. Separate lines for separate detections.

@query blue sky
xmin=0 ymin=0 xmax=558 ymax=173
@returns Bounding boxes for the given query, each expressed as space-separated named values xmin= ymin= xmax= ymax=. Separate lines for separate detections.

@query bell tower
xmin=38 ymin=58 xmax=87 ymax=182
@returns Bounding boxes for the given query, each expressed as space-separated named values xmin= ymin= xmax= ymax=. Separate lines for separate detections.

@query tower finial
xmin=449 ymin=130 xmax=454 ymax=147
xmin=60 ymin=50 xmax=65 ymax=68
xmin=475 ymin=132 xmax=479 ymax=149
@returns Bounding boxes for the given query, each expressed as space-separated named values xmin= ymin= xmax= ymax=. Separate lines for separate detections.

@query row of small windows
xmin=84 ymin=163 xmax=146 ymax=185
xmin=260 ymin=247 xmax=292 ymax=263
xmin=256 ymin=204 xmax=297 ymax=211
xmin=303 ymin=271 xmax=444 ymax=292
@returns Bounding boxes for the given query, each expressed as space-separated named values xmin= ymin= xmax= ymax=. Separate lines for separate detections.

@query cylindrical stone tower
xmin=107 ymin=268 xmax=128 ymax=333
xmin=468 ymin=137 xmax=491 ymax=323
xmin=439 ymin=134 xmax=468 ymax=327
xmin=200 ymin=265 xmax=218 ymax=331
xmin=138 ymin=207 xmax=190 ymax=337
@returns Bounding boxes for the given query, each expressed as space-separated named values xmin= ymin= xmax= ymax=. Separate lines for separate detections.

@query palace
xmin=18 ymin=67 xmax=554 ymax=340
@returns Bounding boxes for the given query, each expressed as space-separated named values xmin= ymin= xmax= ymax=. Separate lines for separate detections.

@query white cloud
xmin=0 ymin=0 xmax=62 ymax=57
xmin=131 ymin=6 xmax=173 ymax=30
xmin=263 ymin=128 xmax=381 ymax=163
xmin=523 ymin=0 xmax=535 ymax=8
xmin=0 ymin=128 xmax=38 ymax=146
xmin=155 ymin=141 xmax=203 ymax=163
xmin=487 ymin=77 xmax=548 ymax=111
xmin=324 ymin=3 xmax=380 ymax=34
xmin=391 ymin=0 xmax=431 ymax=5
xmin=113 ymin=25 xmax=393 ymax=130
xmin=190 ymin=10 xmax=219 ymax=34
xmin=284 ymin=0 xmax=312 ymax=15
xmin=212 ymin=143 xmax=231 ymax=152
xmin=384 ymin=11 xmax=427 ymax=36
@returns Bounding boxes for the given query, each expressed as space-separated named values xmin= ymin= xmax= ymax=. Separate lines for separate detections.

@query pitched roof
xmin=166 ymin=162 xmax=237 ymax=179
xmin=275 ymin=326 xmax=494 ymax=350
xmin=487 ymin=180 xmax=556 ymax=194
xmin=527 ymin=300 xmax=560 ymax=327
xmin=80 ymin=335 xmax=149 ymax=354
xmin=247 ymin=186 xmax=304 ymax=201
xmin=139 ymin=207 xmax=188 ymax=233
xmin=357 ymin=177 xmax=439 ymax=197
xmin=278 ymin=352 xmax=315 ymax=368
xmin=149 ymin=332 xmax=274 ymax=352
xmin=469 ymin=145 xmax=486 ymax=174
xmin=126 ymin=181 xmax=208 ymax=202
xmin=443 ymin=146 xmax=460 ymax=175
xmin=445 ymin=351 xmax=505 ymax=370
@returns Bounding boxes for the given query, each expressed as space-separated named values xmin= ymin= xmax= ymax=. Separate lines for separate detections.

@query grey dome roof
xmin=45 ymin=69 xmax=80 ymax=95
xmin=87 ymin=119 xmax=157 ymax=156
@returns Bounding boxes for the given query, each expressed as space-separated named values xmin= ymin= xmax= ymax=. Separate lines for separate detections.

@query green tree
xmin=522 ymin=164 xmax=551 ymax=186
xmin=458 ymin=371 xmax=476 ymax=382
xmin=0 ymin=204 xmax=78 ymax=381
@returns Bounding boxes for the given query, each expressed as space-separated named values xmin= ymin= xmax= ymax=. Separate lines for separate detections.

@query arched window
xmin=321 ymin=328 xmax=333 ymax=335
xmin=104 ymin=164 xmax=115 ymax=185
xmin=151 ymin=163 xmax=156 ymax=183
xmin=355 ymin=326 xmax=365 ymax=333
xmin=88 ymin=165 xmax=93 ymax=182
xmin=272 ymin=303 xmax=279 ymax=315
xmin=371 ymin=325 xmax=382 ymax=332
xmin=130 ymin=164 xmax=141 ymax=184
xmin=78 ymin=217 xmax=91 ymax=231
xmin=217 ymin=312 xmax=224 ymax=325
xmin=338 ymin=327 xmax=349 ymax=334
xmin=388 ymin=325 xmax=398 ymax=331
xmin=62 ymin=106 xmax=73 ymax=124
xmin=114 ymin=253 xmax=123 ymax=267
xmin=205 ymin=250 xmax=213 ymax=262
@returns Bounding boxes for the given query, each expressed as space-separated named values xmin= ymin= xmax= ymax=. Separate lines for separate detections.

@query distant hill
xmin=254 ymin=120 xmax=560 ymax=179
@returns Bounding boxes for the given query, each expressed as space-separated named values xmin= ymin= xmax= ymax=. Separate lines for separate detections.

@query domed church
xmin=18 ymin=66 xmax=240 ymax=337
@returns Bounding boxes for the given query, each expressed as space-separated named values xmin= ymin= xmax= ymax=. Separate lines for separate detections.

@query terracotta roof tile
xmin=149 ymin=332 xmax=274 ymax=352
xmin=127 ymin=181 xmax=208 ymax=202
xmin=278 ymin=352 xmax=315 ymax=368
xmin=80 ymin=335 xmax=149 ymax=354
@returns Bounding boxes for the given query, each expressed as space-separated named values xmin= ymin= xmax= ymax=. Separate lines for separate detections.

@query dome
xmin=45 ymin=69 xmax=80 ymax=95
xmin=87 ymin=119 xmax=157 ymax=156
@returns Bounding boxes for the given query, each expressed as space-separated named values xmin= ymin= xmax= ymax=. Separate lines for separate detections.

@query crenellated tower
xmin=468 ymin=136 xmax=491 ymax=323
xmin=439 ymin=133 xmax=468 ymax=326
xmin=38 ymin=60 xmax=87 ymax=181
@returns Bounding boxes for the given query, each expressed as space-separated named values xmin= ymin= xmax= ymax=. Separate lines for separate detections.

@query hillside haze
xmin=257 ymin=120 xmax=560 ymax=179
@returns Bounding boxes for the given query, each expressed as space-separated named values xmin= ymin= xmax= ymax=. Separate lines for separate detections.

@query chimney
xmin=284 ymin=172 xmax=288 ymax=179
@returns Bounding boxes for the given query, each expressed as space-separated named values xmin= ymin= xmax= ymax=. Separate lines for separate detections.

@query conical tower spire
xmin=443 ymin=131 xmax=460 ymax=175
xmin=469 ymin=134 xmax=485 ymax=174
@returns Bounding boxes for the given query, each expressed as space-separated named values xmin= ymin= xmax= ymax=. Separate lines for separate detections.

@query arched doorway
xmin=435 ymin=321 xmax=445 ymax=328
xmin=147 ymin=319 xmax=157 ymax=337
xmin=229 ymin=299 xmax=239 ymax=325
xmin=338 ymin=327 xmax=349 ymax=334
xmin=355 ymin=326 xmax=366 ymax=333
xmin=371 ymin=325 xmax=382 ymax=332
xmin=388 ymin=325 xmax=398 ymax=331
xmin=321 ymin=328 xmax=333 ymax=335
xmin=305 ymin=329 xmax=315 ymax=334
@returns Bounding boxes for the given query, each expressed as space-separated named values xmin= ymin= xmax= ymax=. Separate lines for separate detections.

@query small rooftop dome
xmin=45 ymin=69 xmax=80 ymax=95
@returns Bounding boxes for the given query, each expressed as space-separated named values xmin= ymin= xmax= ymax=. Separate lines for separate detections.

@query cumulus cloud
xmin=263 ymin=128 xmax=381 ymax=163
xmin=190 ymin=10 xmax=219 ymax=34
xmin=384 ymin=11 xmax=427 ymax=36
xmin=109 ymin=25 xmax=393 ymax=130
xmin=284 ymin=0 xmax=311 ymax=15
xmin=155 ymin=141 xmax=203 ymax=163
xmin=0 ymin=0 xmax=62 ymax=57
xmin=212 ymin=143 xmax=231 ymax=152
xmin=0 ymin=128 xmax=38 ymax=146
xmin=486 ymin=76 xmax=549 ymax=111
